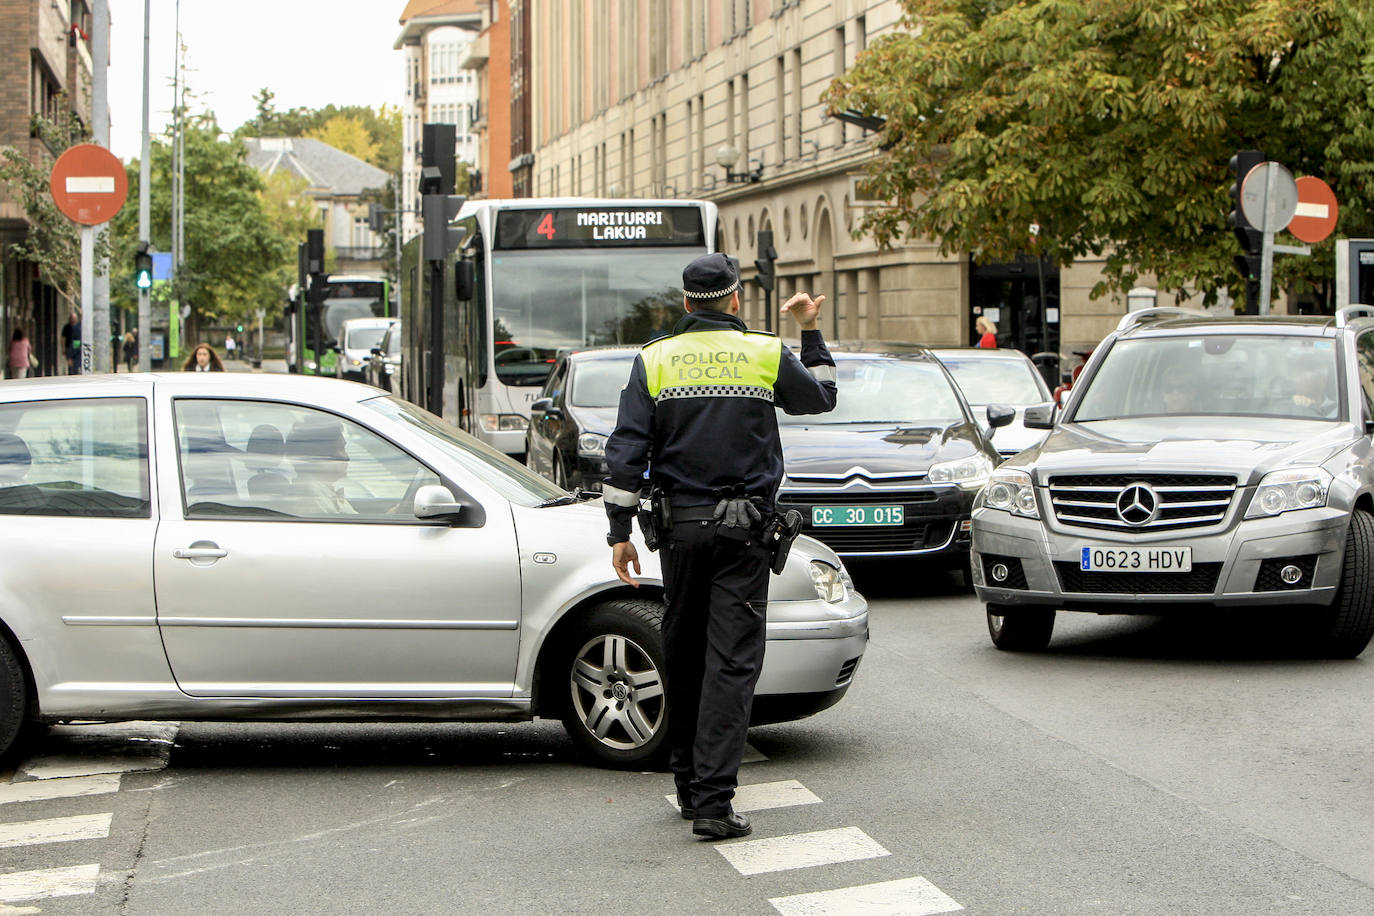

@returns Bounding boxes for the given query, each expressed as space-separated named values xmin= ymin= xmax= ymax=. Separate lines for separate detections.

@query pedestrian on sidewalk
xmin=7 ymin=329 xmax=33 ymax=380
xmin=60 ymin=311 xmax=80 ymax=374
xmin=183 ymin=343 xmax=224 ymax=372
xmin=122 ymin=331 xmax=137 ymax=373
xmin=602 ymin=253 xmax=838 ymax=840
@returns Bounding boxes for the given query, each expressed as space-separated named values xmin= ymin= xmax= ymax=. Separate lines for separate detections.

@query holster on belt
xmin=766 ymin=509 xmax=804 ymax=574
xmin=636 ymin=485 xmax=671 ymax=552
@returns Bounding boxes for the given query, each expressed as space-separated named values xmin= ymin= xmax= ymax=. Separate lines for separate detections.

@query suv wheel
xmin=559 ymin=599 xmax=669 ymax=767
xmin=986 ymin=604 xmax=1055 ymax=651
xmin=1318 ymin=508 xmax=1374 ymax=658
xmin=0 ymin=636 xmax=30 ymax=762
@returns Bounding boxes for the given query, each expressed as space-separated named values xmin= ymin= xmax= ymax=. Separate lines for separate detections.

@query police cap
xmin=683 ymin=252 xmax=740 ymax=300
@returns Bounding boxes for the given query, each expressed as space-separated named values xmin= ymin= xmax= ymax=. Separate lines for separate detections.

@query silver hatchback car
xmin=972 ymin=308 xmax=1374 ymax=658
xmin=0 ymin=373 xmax=866 ymax=765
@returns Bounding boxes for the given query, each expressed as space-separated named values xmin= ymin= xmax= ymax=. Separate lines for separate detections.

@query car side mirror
xmin=530 ymin=397 xmax=561 ymax=418
xmin=1023 ymin=404 xmax=1056 ymax=429
xmin=414 ymin=484 xmax=464 ymax=522
xmin=371 ymin=346 xmax=382 ymax=356
xmin=986 ymin=404 xmax=1016 ymax=429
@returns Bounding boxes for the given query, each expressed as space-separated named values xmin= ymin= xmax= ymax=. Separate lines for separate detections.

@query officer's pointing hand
xmin=612 ymin=541 xmax=641 ymax=587
xmin=781 ymin=292 xmax=824 ymax=331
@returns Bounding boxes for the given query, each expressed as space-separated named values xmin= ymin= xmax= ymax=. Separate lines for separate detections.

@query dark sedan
xmin=777 ymin=351 xmax=1012 ymax=568
xmin=525 ymin=347 xmax=639 ymax=491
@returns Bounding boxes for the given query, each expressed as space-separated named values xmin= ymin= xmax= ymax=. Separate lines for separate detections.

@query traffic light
xmin=1233 ymin=254 xmax=1262 ymax=282
xmin=367 ymin=203 xmax=386 ymax=235
xmin=134 ymin=242 xmax=152 ymax=290
xmin=235 ymin=324 xmax=244 ymax=334
xmin=754 ymin=229 xmax=777 ymax=293
xmin=422 ymin=193 xmax=467 ymax=262
xmin=1228 ymin=149 xmax=1265 ymax=256
xmin=305 ymin=229 xmax=325 ymax=276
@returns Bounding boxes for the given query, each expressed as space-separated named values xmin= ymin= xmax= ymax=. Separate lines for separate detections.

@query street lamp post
xmin=715 ymin=145 xmax=763 ymax=185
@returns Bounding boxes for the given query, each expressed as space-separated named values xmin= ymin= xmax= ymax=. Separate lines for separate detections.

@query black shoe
xmin=693 ymin=811 xmax=751 ymax=839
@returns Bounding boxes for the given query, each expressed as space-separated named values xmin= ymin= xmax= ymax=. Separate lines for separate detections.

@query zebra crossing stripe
xmin=741 ymin=744 xmax=767 ymax=764
xmin=0 ymin=865 xmax=100 ymax=903
xmin=769 ymin=876 xmax=964 ymax=915
xmin=0 ymin=774 xmax=122 ymax=806
xmin=0 ymin=814 xmax=112 ymax=849
xmin=715 ymin=826 xmax=890 ymax=876
xmin=666 ymin=779 xmax=821 ymax=815
xmin=19 ymin=753 xmax=169 ymax=781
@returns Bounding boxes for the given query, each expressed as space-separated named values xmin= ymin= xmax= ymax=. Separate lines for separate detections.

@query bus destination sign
xmin=495 ymin=206 xmax=705 ymax=249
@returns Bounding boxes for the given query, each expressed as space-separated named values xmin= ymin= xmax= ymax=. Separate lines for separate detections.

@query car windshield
xmin=571 ymin=357 xmax=636 ymax=408
xmin=323 ymin=299 xmax=383 ymax=342
xmin=938 ymin=355 xmax=1047 ymax=406
xmin=777 ymin=359 xmax=967 ymax=426
xmin=386 ymin=328 xmax=402 ymax=356
xmin=1073 ymin=335 xmax=1342 ymax=422
xmin=364 ymin=396 xmax=566 ymax=506
xmin=488 ymin=247 xmax=699 ymax=386
xmin=345 ymin=325 xmax=390 ymax=351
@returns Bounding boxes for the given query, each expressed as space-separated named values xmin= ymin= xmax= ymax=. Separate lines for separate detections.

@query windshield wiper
xmin=537 ymin=487 xmax=601 ymax=508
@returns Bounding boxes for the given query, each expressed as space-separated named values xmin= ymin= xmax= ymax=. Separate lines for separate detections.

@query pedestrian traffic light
xmin=754 ymin=230 xmax=777 ymax=293
xmin=235 ymin=324 xmax=244 ymax=334
xmin=134 ymin=243 xmax=152 ymax=290
xmin=1228 ymin=149 xmax=1265 ymax=255
xmin=1233 ymin=253 xmax=1262 ymax=282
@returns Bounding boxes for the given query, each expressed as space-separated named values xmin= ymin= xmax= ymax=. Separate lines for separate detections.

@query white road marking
xmin=769 ymin=876 xmax=964 ymax=915
xmin=1293 ymin=201 xmax=1329 ymax=219
xmin=65 ymin=177 xmax=115 ymax=194
xmin=0 ymin=774 xmax=122 ymax=805
xmin=667 ymin=779 xmax=821 ymax=814
xmin=20 ymin=755 xmax=169 ymax=780
xmin=0 ymin=865 xmax=100 ymax=903
xmin=741 ymin=744 xmax=767 ymax=764
xmin=715 ymin=826 xmax=890 ymax=876
xmin=20 ymin=722 xmax=178 ymax=780
xmin=0 ymin=814 xmax=112 ymax=849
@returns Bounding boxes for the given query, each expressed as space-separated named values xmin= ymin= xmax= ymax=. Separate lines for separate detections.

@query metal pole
xmin=169 ymin=0 xmax=180 ymax=352
xmin=91 ymin=0 xmax=111 ymax=373
xmin=138 ymin=0 xmax=151 ymax=370
xmin=80 ymin=228 xmax=94 ymax=374
xmin=1259 ymin=230 xmax=1275 ymax=315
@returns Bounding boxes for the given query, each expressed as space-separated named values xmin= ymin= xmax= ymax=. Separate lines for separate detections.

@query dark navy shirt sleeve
xmin=774 ymin=329 xmax=838 ymax=416
xmin=602 ymin=355 xmax=654 ymax=543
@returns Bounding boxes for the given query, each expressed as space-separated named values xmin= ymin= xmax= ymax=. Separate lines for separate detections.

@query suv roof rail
xmin=1335 ymin=304 xmax=1374 ymax=328
xmin=1114 ymin=307 xmax=1208 ymax=333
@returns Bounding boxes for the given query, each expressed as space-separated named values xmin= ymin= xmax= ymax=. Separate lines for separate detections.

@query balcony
xmin=334 ymin=246 xmax=388 ymax=262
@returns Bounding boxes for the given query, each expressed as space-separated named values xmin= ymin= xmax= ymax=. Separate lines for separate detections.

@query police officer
xmin=603 ymin=253 xmax=837 ymax=839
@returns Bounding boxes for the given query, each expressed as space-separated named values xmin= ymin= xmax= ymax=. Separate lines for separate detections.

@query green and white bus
xmin=287 ymin=275 xmax=392 ymax=377
xmin=399 ymin=198 xmax=719 ymax=458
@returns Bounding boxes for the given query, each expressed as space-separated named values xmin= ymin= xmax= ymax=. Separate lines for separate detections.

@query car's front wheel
xmin=1318 ymin=508 xmax=1374 ymax=658
xmin=559 ymin=599 xmax=669 ymax=767
xmin=986 ymin=604 xmax=1055 ymax=651
xmin=0 ymin=636 xmax=30 ymax=762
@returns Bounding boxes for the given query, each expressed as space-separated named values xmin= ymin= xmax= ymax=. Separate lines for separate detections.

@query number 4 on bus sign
xmin=536 ymin=213 xmax=556 ymax=240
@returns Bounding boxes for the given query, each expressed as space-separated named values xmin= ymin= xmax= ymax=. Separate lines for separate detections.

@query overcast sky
xmin=108 ymin=0 xmax=407 ymax=160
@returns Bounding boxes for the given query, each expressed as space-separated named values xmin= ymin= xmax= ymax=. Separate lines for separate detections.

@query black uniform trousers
xmin=661 ymin=519 xmax=771 ymax=818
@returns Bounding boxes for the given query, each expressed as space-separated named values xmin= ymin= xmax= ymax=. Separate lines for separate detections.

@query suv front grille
xmin=1048 ymin=474 xmax=1237 ymax=532
xmin=1054 ymin=561 xmax=1223 ymax=594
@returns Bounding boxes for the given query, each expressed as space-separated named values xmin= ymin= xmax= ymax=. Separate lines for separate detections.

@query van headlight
xmin=980 ymin=468 xmax=1039 ymax=518
xmin=1245 ymin=467 xmax=1331 ymax=518
xmin=928 ymin=453 xmax=993 ymax=489
xmin=578 ymin=433 xmax=607 ymax=457
xmin=809 ymin=561 xmax=846 ymax=603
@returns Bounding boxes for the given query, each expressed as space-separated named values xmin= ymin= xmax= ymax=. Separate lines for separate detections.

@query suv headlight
xmin=980 ymin=468 xmax=1039 ymax=518
xmin=809 ymin=561 xmax=846 ymax=603
xmin=577 ymin=432 xmax=607 ymax=457
xmin=1244 ymin=467 xmax=1332 ymax=518
xmin=928 ymin=453 xmax=993 ymax=489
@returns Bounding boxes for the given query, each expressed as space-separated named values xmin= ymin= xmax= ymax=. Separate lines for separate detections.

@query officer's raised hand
xmin=613 ymin=541 xmax=641 ymax=587
xmin=781 ymin=292 xmax=825 ymax=331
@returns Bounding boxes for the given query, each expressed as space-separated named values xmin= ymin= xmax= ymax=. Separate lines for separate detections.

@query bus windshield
xmin=323 ymin=298 xmax=385 ymax=343
xmin=489 ymin=248 xmax=698 ymax=386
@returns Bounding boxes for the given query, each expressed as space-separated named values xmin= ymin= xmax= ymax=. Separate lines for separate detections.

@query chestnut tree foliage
xmin=823 ymin=0 xmax=1374 ymax=304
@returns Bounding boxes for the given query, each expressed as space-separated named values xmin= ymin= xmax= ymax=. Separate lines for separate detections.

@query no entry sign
xmin=49 ymin=144 xmax=127 ymax=225
xmin=1287 ymin=176 xmax=1339 ymax=244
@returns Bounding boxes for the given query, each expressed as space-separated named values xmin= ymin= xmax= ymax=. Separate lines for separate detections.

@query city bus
xmin=287 ymin=274 xmax=392 ymax=376
xmin=399 ymin=198 xmax=719 ymax=457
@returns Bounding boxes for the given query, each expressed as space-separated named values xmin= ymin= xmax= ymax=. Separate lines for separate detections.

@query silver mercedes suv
xmin=971 ymin=307 xmax=1374 ymax=658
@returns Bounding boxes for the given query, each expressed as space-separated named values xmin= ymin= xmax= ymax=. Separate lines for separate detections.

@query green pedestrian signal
xmin=236 ymin=324 xmax=244 ymax=333
xmin=134 ymin=243 xmax=153 ymax=290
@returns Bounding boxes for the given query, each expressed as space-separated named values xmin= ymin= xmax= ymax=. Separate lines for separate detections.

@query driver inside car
xmin=284 ymin=417 xmax=357 ymax=516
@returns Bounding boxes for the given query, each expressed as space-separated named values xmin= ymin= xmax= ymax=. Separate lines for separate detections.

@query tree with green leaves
xmin=109 ymin=114 xmax=297 ymax=335
xmin=824 ymin=0 xmax=1374 ymax=305
xmin=0 ymin=94 xmax=107 ymax=307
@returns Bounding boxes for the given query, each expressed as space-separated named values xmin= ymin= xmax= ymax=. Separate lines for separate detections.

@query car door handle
xmin=174 ymin=546 xmax=228 ymax=560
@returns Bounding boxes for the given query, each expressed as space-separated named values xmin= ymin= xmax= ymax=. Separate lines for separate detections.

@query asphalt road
xmin=1 ymin=569 xmax=1370 ymax=915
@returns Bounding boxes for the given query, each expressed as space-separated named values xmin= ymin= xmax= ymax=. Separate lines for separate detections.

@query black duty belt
xmin=671 ymin=504 xmax=720 ymax=523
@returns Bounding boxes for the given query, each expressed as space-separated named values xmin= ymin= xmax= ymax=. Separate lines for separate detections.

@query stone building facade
xmin=525 ymin=0 xmax=1208 ymax=376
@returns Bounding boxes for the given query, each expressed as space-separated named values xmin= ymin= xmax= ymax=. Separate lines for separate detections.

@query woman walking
xmin=975 ymin=315 xmax=998 ymax=348
xmin=7 ymin=329 xmax=33 ymax=380
xmin=182 ymin=343 xmax=225 ymax=372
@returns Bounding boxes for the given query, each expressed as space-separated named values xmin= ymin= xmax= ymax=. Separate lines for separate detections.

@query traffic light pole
xmin=137 ymin=0 xmax=151 ymax=370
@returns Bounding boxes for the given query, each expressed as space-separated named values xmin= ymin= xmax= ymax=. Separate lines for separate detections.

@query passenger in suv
xmin=971 ymin=307 xmax=1374 ymax=657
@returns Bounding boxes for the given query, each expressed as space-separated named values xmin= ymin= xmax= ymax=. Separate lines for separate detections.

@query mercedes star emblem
xmin=1116 ymin=484 xmax=1159 ymax=526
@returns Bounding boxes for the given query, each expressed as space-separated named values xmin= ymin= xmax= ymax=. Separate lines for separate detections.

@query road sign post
xmin=49 ymin=143 xmax=128 ymax=374
xmin=1240 ymin=162 xmax=1299 ymax=315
